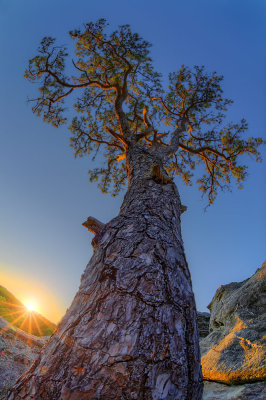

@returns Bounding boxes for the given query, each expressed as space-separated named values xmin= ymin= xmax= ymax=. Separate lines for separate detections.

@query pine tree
xmin=7 ymin=20 xmax=264 ymax=400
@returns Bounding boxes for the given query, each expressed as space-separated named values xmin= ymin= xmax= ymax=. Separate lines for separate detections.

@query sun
xmin=25 ymin=301 xmax=37 ymax=312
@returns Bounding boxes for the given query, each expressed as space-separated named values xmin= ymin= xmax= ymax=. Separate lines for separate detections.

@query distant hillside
xmin=0 ymin=285 xmax=56 ymax=337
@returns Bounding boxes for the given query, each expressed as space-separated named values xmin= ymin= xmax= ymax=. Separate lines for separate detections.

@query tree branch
xmin=39 ymin=67 xmax=117 ymax=91
xmin=114 ymin=89 xmax=131 ymax=138
xmin=47 ymin=88 xmax=73 ymax=103
xmin=104 ymin=126 xmax=128 ymax=148
xmin=74 ymin=125 xmax=125 ymax=151
xmin=82 ymin=216 xmax=105 ymax=235
xmin=87 ymin=30 xmax=133 ymax=69
xmin=151 ymin=96 xmax=179 ymax=116
xmin=179 ymin=142 xmax=229 ymax=162
xmin=163 ymin=120 xmax=187 ymax=156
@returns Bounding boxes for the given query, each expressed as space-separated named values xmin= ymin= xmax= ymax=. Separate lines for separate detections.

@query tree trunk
xmin=7 ymin=147 xmax=203 ymax=399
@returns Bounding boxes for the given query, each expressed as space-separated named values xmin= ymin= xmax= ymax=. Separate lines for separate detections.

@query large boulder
xmin=0 ymin=317 xmax=46 ymax=399
xmin=200 ymin=261 xmax=266 ymax=384
xmin=197 ymin=312 xmax=210 ymax=338
xmin=202 ymin=381 xmax=266 ymax=399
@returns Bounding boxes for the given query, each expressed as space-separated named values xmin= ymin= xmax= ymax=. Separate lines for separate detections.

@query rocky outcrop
xmin=202 ymin=380 xmax=266 ymax=399
xmin=200 ymin=261 xmax=266 ymax=384
xmin=0 ymin=317 xmax=46 ymax=399
xmin=197 ymin=312 xmax=210 ymax=338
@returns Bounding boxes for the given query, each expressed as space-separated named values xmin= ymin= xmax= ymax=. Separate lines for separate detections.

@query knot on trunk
xmin=82 ymin=216 xmax=105 ymax=248
xmin=151 ymin=164 xmax=173 ymax=184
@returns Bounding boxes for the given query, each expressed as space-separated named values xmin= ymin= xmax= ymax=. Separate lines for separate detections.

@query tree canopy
xmin=25 ymin=19 xmax=264 ymax=203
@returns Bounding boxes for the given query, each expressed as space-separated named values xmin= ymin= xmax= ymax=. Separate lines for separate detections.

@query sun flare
xmin=25 ymin=302 xmax=37 ymax=312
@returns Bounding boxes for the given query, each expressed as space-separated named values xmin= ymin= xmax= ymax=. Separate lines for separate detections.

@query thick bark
xmin=7 ymin=146 xmax=203 ymax=399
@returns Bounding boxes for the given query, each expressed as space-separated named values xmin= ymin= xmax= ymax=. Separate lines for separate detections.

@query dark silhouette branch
xmin=179 ymin=142 xmax=229 ymax=161
xmin=38 ymin=67 xmax=117 ymax=91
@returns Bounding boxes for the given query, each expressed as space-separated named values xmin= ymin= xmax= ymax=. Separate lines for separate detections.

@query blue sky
xmin=0 ymin=0 xmax=265 ymax=322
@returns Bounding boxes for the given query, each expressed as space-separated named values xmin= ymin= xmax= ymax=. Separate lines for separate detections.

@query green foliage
xmin=25 ymin=19 xmax=264 ymax=203
xmin=0 ymin=286 xmax=23 ymax=307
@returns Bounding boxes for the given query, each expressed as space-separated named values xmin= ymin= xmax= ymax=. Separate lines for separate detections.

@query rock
xmin=0 ymin=316 xmax=46 ymax=399
xmin=202 ymin=380 xmax=266 ymax=399
xmin=197 ymin=311 xmax=210 ymax=338
xmin=200 ymin=261 xmax=266 ymax=384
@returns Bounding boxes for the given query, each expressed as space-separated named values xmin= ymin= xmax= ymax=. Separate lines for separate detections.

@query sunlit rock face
xmin=0 ymin=317 xmax=46 ymax=399
xmin=200 ymin=261 xmax=266 ymax=384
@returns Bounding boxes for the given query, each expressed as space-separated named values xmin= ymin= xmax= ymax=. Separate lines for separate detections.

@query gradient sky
xmin=0 ymin=0 xmax=265 ymax=323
